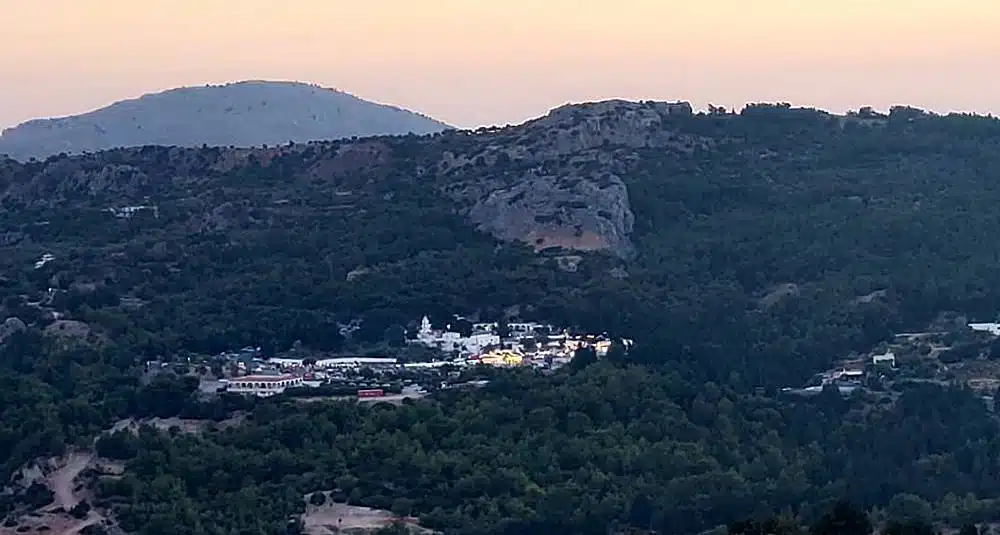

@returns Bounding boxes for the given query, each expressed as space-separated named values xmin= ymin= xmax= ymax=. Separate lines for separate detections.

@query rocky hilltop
xmin=0 ymin=80 xmax=451 ymax=162
xmin=0 ymin=99 xmax=698 ymax=259
xmin=443 ymin=100 xmax=699 ymax=258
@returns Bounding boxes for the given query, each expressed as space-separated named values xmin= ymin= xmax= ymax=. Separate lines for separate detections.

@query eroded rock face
xmin=467 ymin=169 xmax=635 ymax=258
xmin=44 ymin=319 xmax=91 ymax=340
xmin=522 ymin=99 xmax=695 ymax=156
xmin=442 ymin=100 xmax=702 ymax=259
xmin=0 ymin=317 xmax=27 ymax=344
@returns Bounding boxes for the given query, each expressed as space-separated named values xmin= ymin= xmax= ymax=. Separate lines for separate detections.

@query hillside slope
xmin=6 ymin=100 xmax=1000 ymax=535
xmin=2 ymin=101 xmax=1000 ymax=387
xmin=0 ymin=80 xmax=451 ymax=161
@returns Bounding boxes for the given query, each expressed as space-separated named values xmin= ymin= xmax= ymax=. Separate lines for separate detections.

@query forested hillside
xmin=4 ymin=102 xmax=1000 ymax=534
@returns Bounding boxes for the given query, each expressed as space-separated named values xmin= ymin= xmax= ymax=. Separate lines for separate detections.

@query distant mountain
xmin=0 ymin=80 xmax=451 ymax=161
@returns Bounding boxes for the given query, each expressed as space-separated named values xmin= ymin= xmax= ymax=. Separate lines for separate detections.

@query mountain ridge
xmin=0 ymin=80 xmax=451 ymax=161
xmin=6 ymin=98 xmax=1000 ymax=535
xmin=0 ymin=98 xmax=704 ymax=261
xmin=0 ymin=99 xmax=976 ymax=263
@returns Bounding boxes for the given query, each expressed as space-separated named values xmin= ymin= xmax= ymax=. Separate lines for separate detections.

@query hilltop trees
xmin=61 ymin=362 xmax=1000 ymax=535
xmin=4 ymin=105 xmax=1000 ymax=532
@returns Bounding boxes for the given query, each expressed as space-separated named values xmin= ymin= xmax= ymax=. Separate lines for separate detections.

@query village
xmin=158 ymin=315 xmax=633 ymax=399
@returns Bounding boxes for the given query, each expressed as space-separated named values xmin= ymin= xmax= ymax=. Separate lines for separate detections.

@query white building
xmin=34 ymin=253 xmax=55 ymax=270
xmin=970 ymin=323 xmax=1000 ymax=336
xmin=506 ymin=322 xmax=553 ymax=336
xmin=269 ymin=357 xmax=305 ymax=367
xmin=872 ymin=351 xmax=896 ymax=367
xmin=227 ymin=374 xmax=303 ymax=397
xmin=412 ymin=316 xmax=500 ymax=356
xmin=314 ymin=357 xmax=397 ymax=368
xmin=107 ymin=205 xmax=158 ymax=219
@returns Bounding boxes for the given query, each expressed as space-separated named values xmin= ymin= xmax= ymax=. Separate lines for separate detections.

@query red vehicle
xmin=356 ymin=389 xmax=385 ymax=398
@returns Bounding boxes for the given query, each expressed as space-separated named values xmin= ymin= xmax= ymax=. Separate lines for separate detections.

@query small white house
xmin=969 ymin=323 xmax=1000 ymax=336
xmin=269 ymin=357 xmax=305 ymax=367
xmin=872 ymin=351 xmax=896 ymax=367
xmin=34 ymin=254 xmax=56 ymax=270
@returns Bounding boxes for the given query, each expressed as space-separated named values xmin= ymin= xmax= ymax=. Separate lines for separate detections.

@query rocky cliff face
xmin=439 ymin=99 xmax=704 ymax=258
xmin=466 ymin=165 xmax=635 ymax=255
xmin=0 ymin=99 xmax=706 ymax=260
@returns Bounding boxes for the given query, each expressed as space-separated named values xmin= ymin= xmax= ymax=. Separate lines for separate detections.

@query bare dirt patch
xmin=3 ymin=512 xmax=103 ymax=535
xmin=45 ymin=452 xmax=92 ymax=511
xmin=111 ymin=414 xmax=246 ymax=435
xmin=302 ymin=502 xmax=396 ymax=534
xmin=4 ymin=415 xmax=242 ymax=535
xmin=947 ymin=360 xmax=1000 ymax=390
xmin=300 ymin=500 xmax=434 ymax=535
xmin=758 ymin=282 xmax=800 ymax=308
xmin=4 ymin=451 xmax=113 ymax=535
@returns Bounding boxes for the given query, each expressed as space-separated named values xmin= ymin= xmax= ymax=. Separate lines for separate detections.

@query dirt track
xmin=45 ymin=452 xmax=93 ymax=511
xmin=6 ymin=451 xmax=109 ymax=535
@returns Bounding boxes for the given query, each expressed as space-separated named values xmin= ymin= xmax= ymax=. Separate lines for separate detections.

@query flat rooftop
xmin=234 ymin=374 xmax=298 ymax=382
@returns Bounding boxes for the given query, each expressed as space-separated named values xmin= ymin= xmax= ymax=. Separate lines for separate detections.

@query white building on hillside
xmin=227 ymin=374 xmax=303 ymax=397
xmin=872 ymin=351 xmax=896 ymax=367
xmin=970 ymin=323 xmax=1000 ymax=336
xmin=507 ymin=322 xmax=550 ymax=336
xmin=412 ymin=316 xmax=500 ymax=356
xmin=314 ymin=357 xmax=397 ymax=369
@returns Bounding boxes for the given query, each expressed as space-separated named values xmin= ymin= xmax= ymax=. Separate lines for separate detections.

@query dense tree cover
xmin=616 ymin=108 xmax=1000 ymax=385
xmin=729 ymin=499 xmax=996 ymax=535
xmin=4 ymin=105 xmax=1000 ymax=532
xmin=78 ymin=363 xmax=1000 ymax=535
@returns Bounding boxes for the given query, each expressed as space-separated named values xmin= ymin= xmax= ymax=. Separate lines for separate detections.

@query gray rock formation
xmin=0 ymin=98 xmax=706 ymax=260
xmin=442 ymin=99 xmax=702 ymax=258
xmin=0 ymin=81 xmax=451 ymax=161
xmin=0 ymin=317 xmax=27 ymax=344
xmin=467 ymin=169 xmax=635 ymax=257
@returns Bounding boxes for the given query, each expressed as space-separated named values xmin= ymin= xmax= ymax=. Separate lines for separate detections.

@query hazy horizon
xmin=3 ymin=0 xmax=999 ymax=130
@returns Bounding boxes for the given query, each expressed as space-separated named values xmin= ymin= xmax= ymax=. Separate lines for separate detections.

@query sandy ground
xmin=301 ymin=500 xmax=435 ymax=535
xmin=5 ymin=415 xmax=247 ymax=534
xmin=4 ymin=451 xmax=110 ymax=535
xmin=45 ymin=452 xmax=93 ymax=511
xmin=302 ymin=502 xmax=396 ymax=534
xmin=1 ymin=514 xmax=101 ymax=535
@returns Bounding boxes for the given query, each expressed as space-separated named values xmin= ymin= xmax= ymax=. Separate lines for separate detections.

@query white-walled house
xmin=227 ymin=374 xmax=303 ymax=397
xmin=970 ymin=323 xmax=1000 ymax=336
xmin=412 ymin=316 xmax=500 ymax=356
xmin=872 ymin=351 xmax=896 ymax=367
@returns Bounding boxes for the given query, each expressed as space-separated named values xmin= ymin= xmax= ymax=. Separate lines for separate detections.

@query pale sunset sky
xmin=2 ymin=0 xmax=999 ymax=129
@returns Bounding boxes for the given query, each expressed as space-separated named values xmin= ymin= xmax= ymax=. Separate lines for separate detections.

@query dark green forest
xmin=86 ymin=364 xmax=1000 ymax=535
xmin=5 ymin=104 xmax=1000 ymax=533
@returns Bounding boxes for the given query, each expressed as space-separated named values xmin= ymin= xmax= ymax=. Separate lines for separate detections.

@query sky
xmin=2 ymin=0 xmax=999 ymax=129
